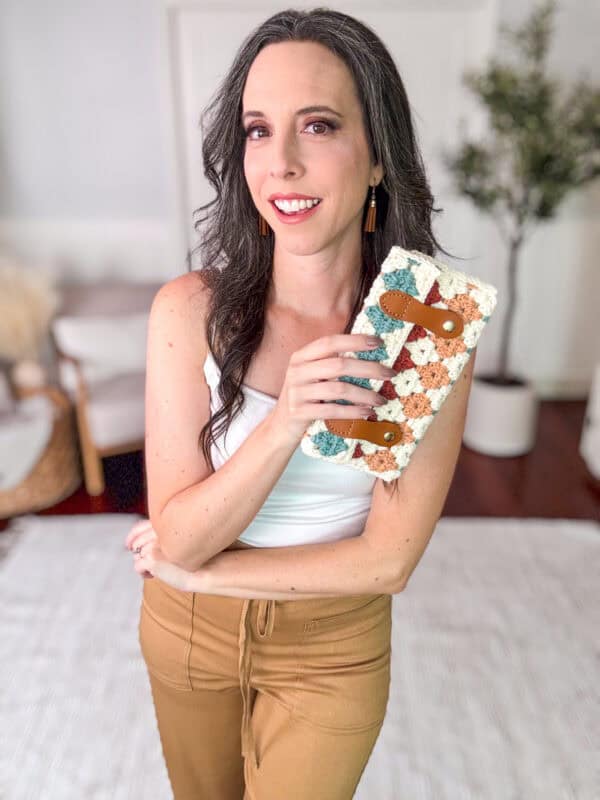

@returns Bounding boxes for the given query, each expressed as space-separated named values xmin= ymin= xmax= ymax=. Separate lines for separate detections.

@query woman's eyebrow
xmin=241 ymin=105 xmax=343 ymax=122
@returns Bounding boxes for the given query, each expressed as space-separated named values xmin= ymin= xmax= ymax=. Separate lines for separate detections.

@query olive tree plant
xmin=443 ymin=0 xmax=600 ymax=385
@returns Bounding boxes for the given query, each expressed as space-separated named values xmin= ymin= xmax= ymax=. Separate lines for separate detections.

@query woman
xmin=125 ymin=8 xmax=476 ymax=799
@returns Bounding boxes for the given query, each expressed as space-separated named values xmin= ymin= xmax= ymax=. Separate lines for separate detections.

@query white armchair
xmin=49 ymin=281 xmax=162 ymax=496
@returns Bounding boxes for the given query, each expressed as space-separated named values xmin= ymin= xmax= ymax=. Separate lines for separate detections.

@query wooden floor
xmin=1 ymin=400 xmax=598 ymax=531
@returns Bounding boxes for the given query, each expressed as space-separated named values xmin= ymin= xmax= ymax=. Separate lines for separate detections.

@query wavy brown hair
xmin=190 ymin=7 xmax=458 ymax=496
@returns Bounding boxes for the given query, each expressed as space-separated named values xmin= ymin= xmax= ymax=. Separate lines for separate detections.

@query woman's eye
xmin=305 ymin=120 xmax=334 ymax=135
xmin=244 ymin=119 xmax=336 ymax=140
xmin=244 ymin=125 xmax=268 ymax=140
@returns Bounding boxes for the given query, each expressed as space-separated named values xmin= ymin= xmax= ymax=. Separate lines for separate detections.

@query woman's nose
xmin=269 ymin=131 xmax=303 ymax=179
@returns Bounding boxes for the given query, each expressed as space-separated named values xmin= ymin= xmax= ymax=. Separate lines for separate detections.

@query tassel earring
xmin=363 ymin=183 xmax=377 ymax=233
xmin=259 ymin=213 xmax=269 ymax=236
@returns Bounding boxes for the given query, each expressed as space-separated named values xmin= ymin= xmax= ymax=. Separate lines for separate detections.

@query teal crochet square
xmin=339 ymin=375 xmax=372 ymax=390
xmin=337 ymin=348 xmax=387 ymax=391
xmin=311 ymin=430 xmax=348 ymax=456
xmin=366 ymin=304 xmax=405 ymax=333
xmin=383 ymin=266 xmax=419 ymax=295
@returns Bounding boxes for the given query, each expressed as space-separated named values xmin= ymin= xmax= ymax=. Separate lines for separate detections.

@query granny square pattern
xmin=300 ymin=246 xmax=498 ymax=482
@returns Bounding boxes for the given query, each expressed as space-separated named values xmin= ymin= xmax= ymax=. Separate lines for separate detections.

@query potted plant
xmin=443 ymin=0 xmax=600 ymax=456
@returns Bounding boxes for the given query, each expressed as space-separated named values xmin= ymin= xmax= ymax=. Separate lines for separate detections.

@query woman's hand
xmin=269 ymin=333 xmax=396 ymax=446
xmin=124 ymin=518 xmax=199 ymax=592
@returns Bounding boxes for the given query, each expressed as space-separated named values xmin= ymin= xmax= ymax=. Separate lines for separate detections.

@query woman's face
xmin=242 ymin=40 xmax=383 ymax=254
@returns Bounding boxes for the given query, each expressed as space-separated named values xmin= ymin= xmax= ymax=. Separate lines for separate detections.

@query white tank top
xmin=203 ymin=349 xmax=376 ymax=547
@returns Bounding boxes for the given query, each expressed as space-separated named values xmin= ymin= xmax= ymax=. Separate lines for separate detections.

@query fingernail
xmin=367 ymin=337 xmax=383 ymax=347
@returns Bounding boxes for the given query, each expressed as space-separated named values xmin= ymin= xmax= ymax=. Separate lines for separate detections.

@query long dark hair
xmin=190 ymin=7 xmax=456 ymax=494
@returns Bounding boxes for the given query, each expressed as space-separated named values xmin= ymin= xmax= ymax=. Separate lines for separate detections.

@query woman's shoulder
xmin=154 ymin=269 xmax=213 ymax=305
xmin=150 ymin=270 xmax=213 ymax=348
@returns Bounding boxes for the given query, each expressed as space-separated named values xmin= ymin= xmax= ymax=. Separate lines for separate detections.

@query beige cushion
xmin=84 ymin=372 xmax=146 ymax=448
xmin=52 ymin=313 xmax=148 ymax=387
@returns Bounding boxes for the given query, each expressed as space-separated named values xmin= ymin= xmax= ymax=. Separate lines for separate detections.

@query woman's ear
xmin=374 ymin=164 xmax=385 ymax=185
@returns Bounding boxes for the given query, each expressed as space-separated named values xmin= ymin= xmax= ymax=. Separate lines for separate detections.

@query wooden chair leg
xmin=73 ymin=403 xmax=105 ymax=496
xmin=81 ymin=445 xmax=105 ymax=496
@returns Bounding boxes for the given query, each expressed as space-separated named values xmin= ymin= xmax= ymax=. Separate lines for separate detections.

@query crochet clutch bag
xmin=300 ymin=246 xmax=498 ymax=482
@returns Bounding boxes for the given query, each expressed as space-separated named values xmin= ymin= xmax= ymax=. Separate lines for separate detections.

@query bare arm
xmin=192 ymin=534 xmax=399 ymax=598
xmin=145 ymin=275 xmax=395 ymax=574
xmin=145 ymin=275 xmax=299 ymax=571
xmin=150 ymin=349 xmax=478 ymax=595
xmin=361 ymin=348 xmax=478 ymax=589
xmin=131 ymin=518 xmax=398 ymax=599
xmin=159 ymin=413 xmax=299 ymax=571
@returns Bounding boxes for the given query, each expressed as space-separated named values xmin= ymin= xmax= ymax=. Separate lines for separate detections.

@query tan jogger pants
xmin=138 ymin=576 xmax=392 ymax=800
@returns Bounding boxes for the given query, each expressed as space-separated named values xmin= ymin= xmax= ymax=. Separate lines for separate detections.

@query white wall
xmin=0 ymin=0 xmax=598 ymax=395
xmin=0 ymin=0 xmax=175 ymax=281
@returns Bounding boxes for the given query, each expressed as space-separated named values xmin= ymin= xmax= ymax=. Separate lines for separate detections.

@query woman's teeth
xmin=273 ymin=198 xmax=321 ymax=214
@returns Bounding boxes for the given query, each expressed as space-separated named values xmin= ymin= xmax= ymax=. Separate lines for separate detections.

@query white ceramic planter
xmin=579 ymin=363 xmax=600 ymax=480
xmin=463 ymin=376 xmax=539 ymax=456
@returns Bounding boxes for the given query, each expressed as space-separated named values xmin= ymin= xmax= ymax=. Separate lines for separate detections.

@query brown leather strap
xmin=379 ymin=290 xmax=463 ymax=337
xmin=324 ymin=418 xmax=404 ymax=448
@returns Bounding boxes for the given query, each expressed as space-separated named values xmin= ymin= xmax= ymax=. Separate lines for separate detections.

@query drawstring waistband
xmin=238 ymin=599 xmax=276 ymax=773
xmin=256 ymin=598 xmax=276 ymax=638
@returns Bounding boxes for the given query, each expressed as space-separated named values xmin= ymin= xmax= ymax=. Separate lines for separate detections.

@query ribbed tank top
xmin=203 ymin=349 xmax=376 ymax=547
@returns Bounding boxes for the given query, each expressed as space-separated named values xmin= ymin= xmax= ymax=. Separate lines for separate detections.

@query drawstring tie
xmin=238 ymin=599 xmax=276 ymax=773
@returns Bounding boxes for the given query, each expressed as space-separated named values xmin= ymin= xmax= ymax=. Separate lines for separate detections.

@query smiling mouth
xmin=270 ymin=198 xmax=322 ymax=217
